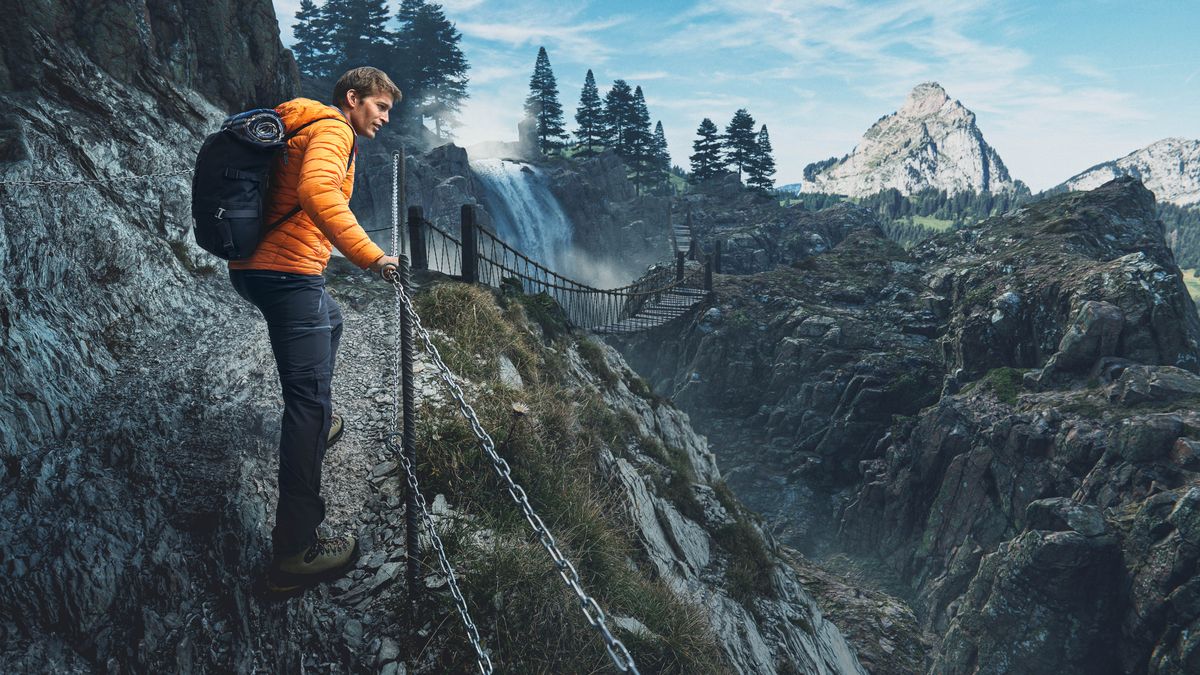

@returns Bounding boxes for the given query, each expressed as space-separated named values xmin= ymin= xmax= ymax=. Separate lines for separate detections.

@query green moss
xmin=963 ymin=367 xmax=1025 ymax=404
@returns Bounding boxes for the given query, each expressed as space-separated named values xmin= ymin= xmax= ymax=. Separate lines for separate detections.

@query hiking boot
xmin=327 ymin=413 xmax=345 ymax=449
xmin=267 ymin=534 xmax=359 ymax=593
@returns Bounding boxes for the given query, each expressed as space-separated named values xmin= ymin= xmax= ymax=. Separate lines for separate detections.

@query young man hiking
xmin=228 ymin=67 xmax=400 ymax=593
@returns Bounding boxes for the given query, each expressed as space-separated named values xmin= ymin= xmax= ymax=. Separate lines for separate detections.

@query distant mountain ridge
xmin=804 ymin=82 xmax=1020 ymax=197
xmin=1058 ymin=137 xmax=1200 ymax=206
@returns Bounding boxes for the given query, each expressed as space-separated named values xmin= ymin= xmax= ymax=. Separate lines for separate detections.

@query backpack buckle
xmin=215 ymin=207 xmax=226 ymax=220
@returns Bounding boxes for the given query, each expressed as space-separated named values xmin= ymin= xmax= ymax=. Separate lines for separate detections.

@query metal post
xmin=714 ymin=240 xmax=722 ymax=274
xmin=400 ymin=254 xmax=419 ymax=623
xmin=399 ymin=145 xmax=407 ymax=255
xmin=675 ymin=250 xmax=685 ymax=281
xmin=461 ymin=204 xmax=478 ymax=284
xmin=407 ymin=206 xmax=427 ymax=271
xmin=704 ymin=254 xmax=713 ymax=292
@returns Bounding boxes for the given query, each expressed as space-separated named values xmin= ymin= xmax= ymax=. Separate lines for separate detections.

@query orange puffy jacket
xmin=228 ymin=98 xmax=386 ymax=275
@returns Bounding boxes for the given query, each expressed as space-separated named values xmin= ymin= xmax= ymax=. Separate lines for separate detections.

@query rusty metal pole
xmin=461 ymin=204 xmax=478 ymax=283
xmin=407 ymin=206 xmax=427 ymax=271
xmin=399 ymin=254 xmax=420 ymax=626
xmin=675 ymin=250 xmax=685 ymax=282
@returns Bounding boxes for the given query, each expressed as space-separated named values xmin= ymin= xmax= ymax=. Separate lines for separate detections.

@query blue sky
xmin=272 ymin=0 xmax=1200 ymax=191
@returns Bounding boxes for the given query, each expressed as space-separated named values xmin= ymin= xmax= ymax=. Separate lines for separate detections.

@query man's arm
xmin=296 ymin=120 xmax=387 ymax=269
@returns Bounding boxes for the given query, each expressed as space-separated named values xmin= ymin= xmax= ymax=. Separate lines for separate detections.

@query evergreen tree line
xmin=522 ymin=47 xmax=672 ymax=195
xmin=291 ymin=0 xmax=468 ymax=139
xmin=787 ymin=188 xmax=1032 ymax=247
xmin=1161 ymin=202 xmax=1200 ymax=270
xmin=688 ymin=111 xmax=775 ymax=192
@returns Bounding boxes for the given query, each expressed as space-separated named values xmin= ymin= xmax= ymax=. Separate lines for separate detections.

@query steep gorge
xmin=617 ymin=176 xmax=1200 ymax=673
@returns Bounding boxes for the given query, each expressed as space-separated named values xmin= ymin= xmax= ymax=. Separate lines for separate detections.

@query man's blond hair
xmin=333 ymin=67 xmax=402 ymax=107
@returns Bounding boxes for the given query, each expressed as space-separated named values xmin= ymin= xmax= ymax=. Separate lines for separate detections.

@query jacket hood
xmin=275 ymin=98 xmax=352 ymax=134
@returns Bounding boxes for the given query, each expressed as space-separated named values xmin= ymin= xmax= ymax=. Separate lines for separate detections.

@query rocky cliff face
xmin=1059 ymin=137 xmax=1200 ymax=206
xmin=678 ymin=173 xmax=877 ymax=275
xmin=616 ymin=176 xmax=1200 ymax=672
xmin=806 ymin=82 xmax=1019 ymax=197
xmin=0 ymin=2 xmax=869 ymax=672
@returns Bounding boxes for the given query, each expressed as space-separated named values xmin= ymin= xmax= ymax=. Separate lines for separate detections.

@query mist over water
xmin=470 ymin=158 xmax=636 ymax=289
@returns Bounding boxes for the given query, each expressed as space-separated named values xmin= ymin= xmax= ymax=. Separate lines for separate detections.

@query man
xmin=228 ymin=66 xmax=401 ymax=593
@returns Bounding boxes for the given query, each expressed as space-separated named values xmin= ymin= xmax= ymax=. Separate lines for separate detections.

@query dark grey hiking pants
xmin=229 ymin=269 xmax=343 ymax=556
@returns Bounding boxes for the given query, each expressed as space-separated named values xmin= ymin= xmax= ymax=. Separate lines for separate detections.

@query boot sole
xmin=267 ymin=539 xmax=361 ymax=595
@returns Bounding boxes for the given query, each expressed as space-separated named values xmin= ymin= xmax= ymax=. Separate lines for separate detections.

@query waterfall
xmin=470 ymin=158 xmax=574 ymax=271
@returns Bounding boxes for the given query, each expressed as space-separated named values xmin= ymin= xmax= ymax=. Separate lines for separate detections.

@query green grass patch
xmin=713 ymin=519 xmax=776 ymax=607
xmin=909 ymin=214 xmax=956 ymax=231
xmin=1183 ymin=269 xmax=1200 ymax=302
xmin=965 ymin=367 xmax=1025 ymax=405
xmin=577 ymin=338 xmax=618 ymax=387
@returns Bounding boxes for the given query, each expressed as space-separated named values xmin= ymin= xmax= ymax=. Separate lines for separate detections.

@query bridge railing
xmin=406 ymin=203 xmax=710 ymax=332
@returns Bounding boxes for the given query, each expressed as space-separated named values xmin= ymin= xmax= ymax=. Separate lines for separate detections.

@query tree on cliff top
xmin=391 ymin=0 xmax=470 ymax=139
xmin=723 ymin=108 xmax=758 ymax=180
xmin=600 ymin=79 xmax=634 ymax=156
xmin=292 ymin=0 xmax=470 ymax=139
xmin=573 ymin=69 xmax=603 ymax=156
xmin=690 ymin=118 xmax=724 ymax=181
xmin=747 ymin=125 xmax=776 ymax=192
xmin=524 ymin=47 xmax=568 ymax=154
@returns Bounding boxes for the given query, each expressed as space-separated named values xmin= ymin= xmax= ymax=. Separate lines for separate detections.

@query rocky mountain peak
xmin=1059 ymin=137 xmax=1200 ymax=206
xmin=899 ymin=81 xmax=952 ymax=118
xmin=806 ymin=82 xmax=1017 ymax=197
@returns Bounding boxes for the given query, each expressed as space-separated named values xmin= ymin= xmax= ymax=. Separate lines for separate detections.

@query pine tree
xmin=319 ymin=0 xmax=391 ymax=72
xmin=524 ymin=47 xmax=567 ymax=154
xmin=628 ymin=86 xmax=656 ymax=193
xmin=689 ymin=118 xmax=724 ymax=181
xmin=601 ymin=79 xmax=634 ymax=157
xmin=390 ymin=0 xmax=469 ymax=138
xmin=652 ymin=121 xmax=670 ymax=172
xmin=292 ymin=0 xmax=330 ymax=78
xmin=652 ymin=121 xmax=671 ymax=194
xmin=723 ymin=108 xmax=758 ymax=180
xmin=747 ymin=124 xmax=776 ymax=192
xmin=573 ymin=69 xmax=603 ymax=156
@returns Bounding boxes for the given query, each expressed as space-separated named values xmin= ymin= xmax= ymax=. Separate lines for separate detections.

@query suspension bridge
xmin=400 ymin=200 xmax=716 ymax=335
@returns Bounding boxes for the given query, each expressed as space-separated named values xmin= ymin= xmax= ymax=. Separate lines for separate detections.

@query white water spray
xmin=470 ymin=158 xmax=574 ymax=271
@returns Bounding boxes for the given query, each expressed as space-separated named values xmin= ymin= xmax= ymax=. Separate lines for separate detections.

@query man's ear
xmin=345 ymin=89 xmax=360 ymax=108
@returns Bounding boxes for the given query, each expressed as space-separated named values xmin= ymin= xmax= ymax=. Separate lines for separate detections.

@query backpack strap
xmin=268 ymin=116 xmax=356 ymax=232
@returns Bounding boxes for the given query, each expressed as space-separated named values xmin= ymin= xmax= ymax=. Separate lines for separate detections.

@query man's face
xmin=345 ymin=89 xmax=392 ymax=139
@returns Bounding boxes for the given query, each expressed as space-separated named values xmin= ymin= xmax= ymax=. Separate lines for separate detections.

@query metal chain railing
xmin=0 ymin=168 xmax=193 ymax=189
xmin=383 ymin=272 xmax=642 ymax=675
xmin=384 ymin=433 xmax=494 ymax=674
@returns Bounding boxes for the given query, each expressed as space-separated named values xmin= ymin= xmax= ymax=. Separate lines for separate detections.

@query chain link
xmin=385 ymin=277 xmax=642 ymax=675
xmin=388 ymin=185 xmax=493 ymax=674
xmin=385 ymin=435 xmax=494 ymax=674
xmin=0 ymin=168 xmax=193 ymax=189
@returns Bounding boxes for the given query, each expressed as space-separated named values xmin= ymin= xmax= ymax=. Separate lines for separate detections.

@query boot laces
xmin=305 ymin=536 xmax=350 ymax=562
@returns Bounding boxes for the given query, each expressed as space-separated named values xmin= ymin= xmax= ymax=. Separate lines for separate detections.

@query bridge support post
xmin=461 ymin=204 xmax=478 ymax=283
xmin=714 ymin=240 xmax=722 ymax=274
xmin=399 ymin=254 xmax=420 ymax=627
xmin=675 ymin=251 xmax=685 ymax=281
xmin=407 ymin=206 xmax=427 ymax=271
xmin=704 ymin=254 xmax=713 ymax=292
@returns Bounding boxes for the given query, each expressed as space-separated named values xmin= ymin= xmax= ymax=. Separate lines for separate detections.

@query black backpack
xmin=190 ymin=109 xmax=352 ymax=260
